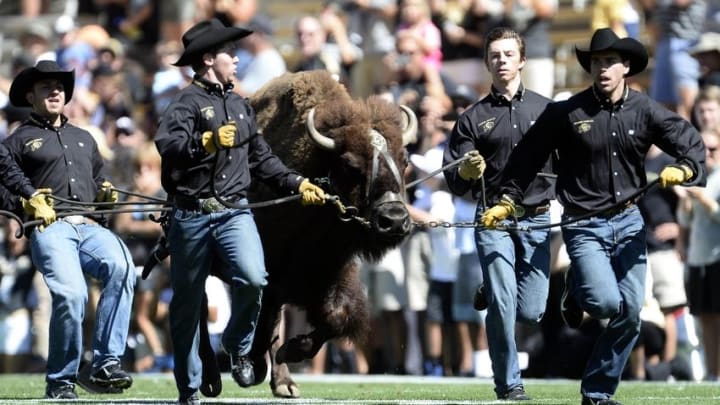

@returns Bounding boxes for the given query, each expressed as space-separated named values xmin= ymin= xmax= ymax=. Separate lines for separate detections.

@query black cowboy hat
xmin=575 ymin=28 xmax=648 ymax=77
xmin=9 ymin=60 xmax=75 ymax=107
xmin=173 ymin=18 xmax=253 ymax=66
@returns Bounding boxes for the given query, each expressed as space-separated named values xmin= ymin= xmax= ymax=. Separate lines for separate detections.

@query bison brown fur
xmin=233 ymin=70 xmax=415 ymax=397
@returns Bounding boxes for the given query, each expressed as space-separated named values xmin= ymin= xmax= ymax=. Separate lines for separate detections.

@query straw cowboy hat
xmin=575 ymin=28 xmax=648 ymax=77
xmin=173 ymin=18 xmax=253 ymax=66
xmin=9 ymin=60 xmax=75 ymax=107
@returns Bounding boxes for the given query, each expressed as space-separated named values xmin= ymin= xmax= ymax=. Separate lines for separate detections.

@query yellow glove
xmin=201 ymin=121 xmax=237 ymax=153
xmin=298 ymin=179 xmax=326 ymax=206
xmin=658 ymin=164 xmax=693 ymax=188
xmin=96 ymin=181 xmax=119 ymax=203
xmin=22 ymin=188 xmax=56 ymax=232
xmin=481 ymin=196 xmax=517 ymax=229
xmin=458 ymin=150 xmax=486 ymax=180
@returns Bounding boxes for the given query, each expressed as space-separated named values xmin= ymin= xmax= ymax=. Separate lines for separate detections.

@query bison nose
xmin=373 ymin=201 xmax=411 ymax=235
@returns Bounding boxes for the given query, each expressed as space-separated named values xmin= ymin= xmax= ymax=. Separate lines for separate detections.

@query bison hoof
xmin=199 ymin=376 xmax=222 ymax=397
xmin=272 ymin=380 xmax=300 ymax=398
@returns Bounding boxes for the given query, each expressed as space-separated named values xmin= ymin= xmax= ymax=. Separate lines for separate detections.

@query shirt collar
xmin=193 ymin=75 xmax=234 ymax=95
xmin=489 ymin=84 xmax=525 ymax=104
xmin=592 ymin=84 xmax=629 ymax=110
xmin=27 ymin=112 xmax=67 ymax=129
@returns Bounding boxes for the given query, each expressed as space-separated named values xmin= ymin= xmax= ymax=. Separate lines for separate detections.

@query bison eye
xmin=339 ymin=152 xmax=364 ymax=180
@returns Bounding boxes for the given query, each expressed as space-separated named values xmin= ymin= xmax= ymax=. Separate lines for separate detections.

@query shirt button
xmin=64 ymin=145 xmax=68 ymax=149
xmin=616 ymin=192 xmax=621 ymax=196
xmin=228 ymin=156 xmax=232 ymax=160
xmin=513 ymin=124 xmax=517 ymax=128
xmin=612 ymin=132 xmax=616 ymax=136
xmin=70 ymin=178 xmax=75 ymax=182
xmin=221 ymin=174 xmax=227 ymax=179
xmin=612 ymin=152 xmax=617 ymax=156
xmin=614 ymin=172 xmax=618 ymax=176
xmin=72 ymin=195 xmax=77 ymax=199
xmin=68 ymin=161 xmax=72 ymax=165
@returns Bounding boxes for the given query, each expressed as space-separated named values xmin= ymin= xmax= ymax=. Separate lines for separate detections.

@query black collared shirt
xmin=500 ymin=86 xmax=707 ymax=211
xmin=155 ymin=75 xmax=303 ymax=200
xmin=3 ymin=113 xmax=108 ymax=208
xmin=443 ymin=85 xmax=555 ymax=206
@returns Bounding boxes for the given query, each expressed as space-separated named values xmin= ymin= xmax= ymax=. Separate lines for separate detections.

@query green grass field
xmin=0 ymin=374 xmax=718 ymax=404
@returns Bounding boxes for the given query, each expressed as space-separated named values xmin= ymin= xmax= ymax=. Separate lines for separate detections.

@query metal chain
xmin=412 ymin=220 xmax=481 ymax=229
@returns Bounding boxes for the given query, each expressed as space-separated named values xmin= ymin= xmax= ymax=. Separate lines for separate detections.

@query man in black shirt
xmin=483 ymin=28 xmax=707 ymax=405
xmin=5 ymin=60 xmax=135 ymax=399
xmin=154 ymin=19 xmax=326 ymax=405
xmin=443 ymin=27 xmax=555 ymax=401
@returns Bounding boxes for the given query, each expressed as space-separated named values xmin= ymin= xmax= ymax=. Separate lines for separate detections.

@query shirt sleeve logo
xmin=24 ymin=138 xmax=44 ymax=152
xmin=201 ymin=106 xmax=215 ymax=121
xmin=478 ymin=117 xmax=496 ymax=133
xmin=573 ymin=120 xmax=593 ymax=134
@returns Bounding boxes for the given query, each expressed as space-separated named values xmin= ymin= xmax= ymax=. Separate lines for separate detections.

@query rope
xmin=20 ymin=207 xmax=173 ymax=237
xmin=405 ymin=155 xmax=470 ymax=189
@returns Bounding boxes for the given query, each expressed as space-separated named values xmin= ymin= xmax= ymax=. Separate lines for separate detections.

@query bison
xmin=234 ymin=70 xmax=417 ymax=397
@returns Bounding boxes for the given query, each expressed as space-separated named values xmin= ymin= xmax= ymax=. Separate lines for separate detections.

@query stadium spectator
xmin=233 ymin=14 xmax=287 ymax=97
xmin=324 ymin=0 xmax=398 ymax=97
xmin=113 ymin=141 xmax=170 ymax=373
xmin=410 ymin=146 xmax=459 ymax=376
xmin=648 ymin=0 xmax=706 ymax=120
xmin=397 ymin=0 xmax=443 ymax=72
xmin=293 ymin=13 xmax=363 ymax=88
xmin=677 ymin=129 xmax=720 ymax=381
xmin=689 ymin=32 xmax=720 ymax=89
xmin=501 ymin=0 xmax=558 ymax=98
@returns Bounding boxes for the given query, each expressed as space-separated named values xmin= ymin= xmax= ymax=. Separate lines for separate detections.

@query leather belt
xmin=174 ymin=195 xmax=240 ymax=214
xmin=522 ymin=204 xmax=550 ymax=217
xmin=563 ymin=200 xmax=635 ymax=218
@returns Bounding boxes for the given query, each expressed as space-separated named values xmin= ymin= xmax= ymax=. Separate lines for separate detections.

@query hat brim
xmin=9 ymin=70 xmax=75 ymax=107
xmin=173 ymin=26 xmax=252 ymax=66
xmin=575 ymin=38 xmax=648 ymax=77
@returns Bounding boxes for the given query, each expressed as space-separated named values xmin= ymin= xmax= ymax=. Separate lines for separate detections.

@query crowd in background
xmin=0 ymin=0 xmax=719 ymax=385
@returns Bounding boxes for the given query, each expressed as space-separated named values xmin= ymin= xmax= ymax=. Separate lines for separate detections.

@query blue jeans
xmin=167 ymin=203 xmax=267 ymax=398
xmin=561 ymin=206 xmax=646 ymax=400
xmin=475 ymin=210 xmax=551 ymax=395
xmin=30 ymin=221 xmax=135 ymax=388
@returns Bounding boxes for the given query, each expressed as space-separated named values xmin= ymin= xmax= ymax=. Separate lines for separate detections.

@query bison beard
xmin=193 ymin=70 xmax=416 ymax=398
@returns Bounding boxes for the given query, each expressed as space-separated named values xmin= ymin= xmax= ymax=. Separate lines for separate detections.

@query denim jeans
xmin=167 ymin=202 xmax=267 ymax=398
xmin=475 ymin=210 xmax=551 ymax=395
xmin=30 ymin=221 xmax=135 ymax=388
xmin=561 ymin=206 xmax=646 ymax=400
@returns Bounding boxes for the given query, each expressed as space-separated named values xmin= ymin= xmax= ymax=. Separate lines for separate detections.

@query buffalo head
xmin=305 ymin=103 xmax=417 ymax=241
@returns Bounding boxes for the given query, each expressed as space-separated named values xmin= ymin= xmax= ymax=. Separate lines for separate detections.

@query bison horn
xmin=306 ymin=107 xmax=337 ymax=151
xmin=399 ymin=105 xmax=418 ymax=146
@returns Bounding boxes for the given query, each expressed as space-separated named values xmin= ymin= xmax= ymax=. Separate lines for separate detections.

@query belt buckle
xmin=201 ymin=197 xmax=225 ymax=213
xmin=63 ymin=215 xmax=86 ymax=225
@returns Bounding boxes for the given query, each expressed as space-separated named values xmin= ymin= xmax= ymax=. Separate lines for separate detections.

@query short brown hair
xmin=484 ymin=27 xmax=526 ymax=62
